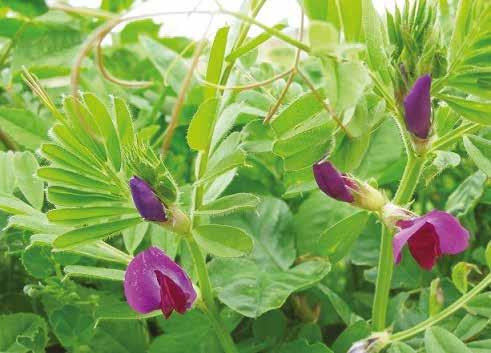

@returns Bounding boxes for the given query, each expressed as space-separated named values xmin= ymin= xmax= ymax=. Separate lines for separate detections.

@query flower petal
xmin=129 ymin=176 xmax=167 ymax=222
xmin=393 ymin=217 xmax=427 ymax=264
xmin=124 ymin=247 xmax=196 ymax=314
xmin=155 ymin=270 xmax=188 ymax=318
xmin=407 ymin=222 xmax=441 ymax=270
xmin=313 ymin=161 xmax=354 ymax=203
xmin=423 ymin=210 xmax=470 ymax=255
xmin=403 ymin=74 xmax=432 ymax=139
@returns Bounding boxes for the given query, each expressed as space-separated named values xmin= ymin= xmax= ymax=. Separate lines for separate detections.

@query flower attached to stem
xmin=403 ymin=74 xmax=432 ymax=144
xmin=124 ymin=247 xmax=197 ymax=318
xmin=393 ymin=210 xmax=469 ymax=270
xmin=313 ymin=160 xmax=386 ymax=212
xmin=129 ymin=176 xmax=167 ymax=222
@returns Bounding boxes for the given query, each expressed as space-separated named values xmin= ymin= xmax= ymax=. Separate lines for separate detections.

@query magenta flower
xmin=313 ymin=160 xmax=354 ymax=203
xmin=403 ymin=74 xmax=432 ymax=139
xmin=129 ymin=176 xmax=167 ymax=222
xmin=124 ymin=247 xmax=196 ymax=318
xmin=393 ymin=210 xmax=469 ymax=270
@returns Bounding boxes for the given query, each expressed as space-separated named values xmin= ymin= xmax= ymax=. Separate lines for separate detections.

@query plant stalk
xmin=389 ymin=272 xmax=491 ymax=343
xmin=186 ymin=236 xmax=238 ymax=353
xmin=371 ymin=155 xmax=426 ymax=331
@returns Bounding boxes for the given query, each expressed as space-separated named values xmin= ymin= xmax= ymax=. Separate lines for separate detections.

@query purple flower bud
xmin=403 ymin=74 xmax=432 ymax=139
xmin=124 ymin=247 xmax=196 ymax=318
xmin=393 ymin=210 xmax=469 ymax=270
xmin=129 ymin=176 xmax=167 ymax=222
xmin=313 ymin=161 xmax=354 ymax=203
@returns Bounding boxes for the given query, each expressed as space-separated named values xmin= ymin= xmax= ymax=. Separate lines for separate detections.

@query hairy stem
xmin=389 ymin=272 xmax=491 ymax=343
xmin=371 ymin=155 xmax=426 ymax=331
xmin=186 ymin=236 xmax=238 ymax=353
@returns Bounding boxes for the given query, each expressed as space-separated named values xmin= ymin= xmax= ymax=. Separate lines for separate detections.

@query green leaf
xmin=281 ymin=339 xmax=333 ymax=353
xmin=140 ymin=36 xmax=192 ymax=94
xmin=194 ymin=224 xmax=253 ymax=258
xmin=120 ymin=19 xmax=159 ymax=44
xmin=323 ymin=59 xmax=371 ymax=112
xmin=47 ymin=207 xmax=136 ymax=225
xmin=209 ymin=197 xmax=330 ymax=317
xmin=196 ymin=193 xmax=260 ymax=216
xmin=148 ymin=310 xmax=221 ymax=353
xmin=204 ymin=26 xmax=229 ymax=100
xmin=429 ymin=278 xmax=444 ymax=316
xmin=317 ymin=212 xmax=370 ymax=263
xmin=424 ymin=151 xmax=461 ymax=185
xmin=332 ymin=320 xmax=370 ymax=353
xmin=123 ymin=222 xmax=149 ymax=255
xmin=424 ymin=326 xmax=472 ymax=353
xmin=113 ymin=97 xmax=135 ymax=148
xmin=0 ymin=151 xmax=16 ymax=194
xmin=0 ymin=0 xmax=47 ymax=17
xmin=468 ymin=339 xmax=491 ymax=353
xmin=452 ymin=262 xmax=480 ymax=293
xmin=210 ymin=257 xmax=330 ymax=318
xmin=38 ymin=167 xmax=120 ymax=194
xmin=21 ymin=244 xmax=55 ymax=279
xmin=101 ymin=0 xmax=133 ymax=12
xmin=252 ymin=310 xmax=287 ymax=344
xmin=300 ymin=0 xmax=328 ymax=21
xmin=445 ymin=171 xmax=487 ymax=217
xmin=389 ymin=342 xmax=417 ymax=353
xmin=486 ymin=242 xmax=491 ymax=269
xmin=12 ymin=152 xmax=44 ymax=209
xmin=441 ymin=95 xmax=491 ymax=125
xmin=309 ymin=21 xmax=338 ymax=56
xmin=317 ymin=284 xmax=362 ymax=325
xmin=47 ymin=186 xmax=121 ymax=207
xmin=448 ymin=0 xmax=473 ymax=64
xmin=0 ymin=194 xmax=40 ymax=216
xmin=83 ymin=93 xmax=122 ymax=171
xmin=0 ymin=108 xmax=49 ymax=150
xmin=467 ymin=293 xmax=491 ymax=318
xmin=40 ymin=143 xmax=108 ymax=181
xmin=361 ymin=0 xmax=391 ymax=83
xmin=12 ymin=21 xmax=82 ymax=70
xmin=463 ymin=135 xmax=491 ymax=176
xmin=187 ymin=98 xmax=219 ymax=151
xmin=64 ymin=265 xmax=125 ymax=281
xmin=49 ymin=305 xmax=94 ymax=348
xmin=454 ymin=314 xmax=489 ymax=341
xmin=53 ymin=217 xmax=142 ymax=249
xmin=0 ymin=313 xmax=48 ymax=353
xmin=270 ymin=91 xmax=323 ymax=138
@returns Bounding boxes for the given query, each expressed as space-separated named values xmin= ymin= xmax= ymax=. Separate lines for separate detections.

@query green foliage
xmin=0 ymin=1 xmax=490 ymax=352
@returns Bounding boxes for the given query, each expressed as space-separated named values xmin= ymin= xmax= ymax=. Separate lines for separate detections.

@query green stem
xmin=186 ymin=237 xmax=238 ymax=353
xmin=372 ymin=226 xmax=394 ymax=331
xmin=220 ymin=9 xmax=310 ymax=52
xmin=390 ymin=272 xmax=491 ymax=343
xmin=371 ymin=155 xmax=426 ymax=331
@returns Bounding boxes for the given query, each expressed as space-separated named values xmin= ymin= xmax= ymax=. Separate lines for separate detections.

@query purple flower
xmin=393 ymin=210 xmax=469 ymax=270
xmin=403 ymin=74 xmax=432 ymax=139
xmin=313 ymin=161 xmax=354 ymax=203
xmin=129 ymin=176 xmax=167 ymax=222
xmin=124 ymin=247 xmax=196 ymax=318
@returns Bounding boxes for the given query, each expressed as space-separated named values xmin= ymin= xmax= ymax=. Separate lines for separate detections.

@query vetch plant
xmin=0 ymin=0 xmax=490 ymax=352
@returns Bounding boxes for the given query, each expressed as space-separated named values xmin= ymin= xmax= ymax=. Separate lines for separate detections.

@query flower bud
xmin=403 ymin=74 xmax=432 ymax=139
xmin=348 ymin=332 xmax=390 ymax=353
xmin=313 ymin=160 xmax=387 ymax=212
xmin=313 ymin=160 xmax=354 ymax=203
xmin=130 ymin=176 xmax=167 ymax=222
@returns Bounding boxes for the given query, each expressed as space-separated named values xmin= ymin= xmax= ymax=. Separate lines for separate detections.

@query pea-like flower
xmin=124 ymin=247 xmax=197 ymax=318
xmin=403 ymin=74 xmax=432 ymax=139
xmin=313 ymin=160 xmax=386 ymax=211
xmin=129 ymin=176 xmax=167 ymax=222
xmin=393 ymin=210 xmax=469 ymax=270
